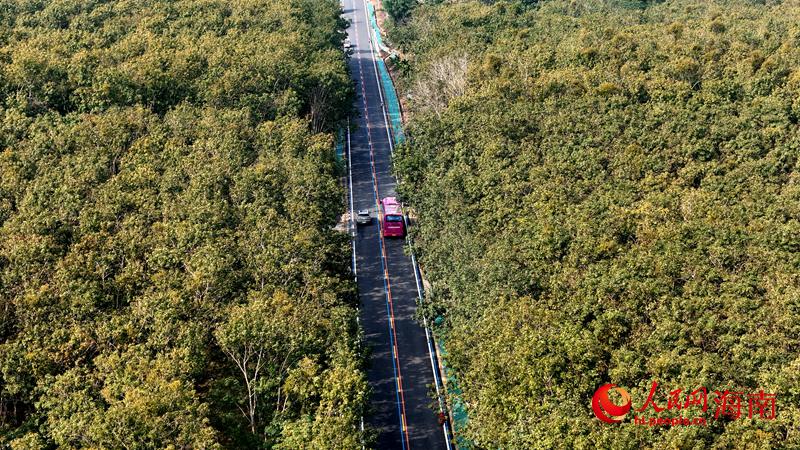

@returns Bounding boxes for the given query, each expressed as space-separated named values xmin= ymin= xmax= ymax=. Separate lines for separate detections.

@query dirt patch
xmin=370 ymin=0 xmax=391 ymax=37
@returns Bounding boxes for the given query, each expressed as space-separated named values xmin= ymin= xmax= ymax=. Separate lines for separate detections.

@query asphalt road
xmin=342 ymin=1 xmax=448 ymax=449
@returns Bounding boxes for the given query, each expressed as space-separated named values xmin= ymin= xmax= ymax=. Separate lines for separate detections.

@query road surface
xmin=342 ymin=0 xmax=449 ymax=448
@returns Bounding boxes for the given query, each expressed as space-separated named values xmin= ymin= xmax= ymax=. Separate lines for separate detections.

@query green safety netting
xmin=438 ymin=338 xmax=472 ymax=449
xmin=366 ymin=2 xmax=386 ymax=51
xmin=366 ymin=2 xmax=405 ymax=144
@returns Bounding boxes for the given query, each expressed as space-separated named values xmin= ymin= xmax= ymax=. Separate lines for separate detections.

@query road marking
xmin=351 ymin=2 xmax=410 ymax=448
xmin=347 ymin=117 xmax=357 ymax=283
xmin=359 ymin=1 xmax=453 ymax=447
xmin=362 ymin=1 xmax=396 ymax=161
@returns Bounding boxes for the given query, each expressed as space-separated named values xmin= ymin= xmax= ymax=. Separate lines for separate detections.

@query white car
xmin=343 ymin=38 xmax=352 ymax=51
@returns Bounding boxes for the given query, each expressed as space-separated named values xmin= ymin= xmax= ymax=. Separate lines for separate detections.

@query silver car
xmin=356 ymin=209 xmax=372 ymax=225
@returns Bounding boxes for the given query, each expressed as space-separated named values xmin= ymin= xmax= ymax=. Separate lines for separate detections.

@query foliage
xmin=394 ymin=0 xmax=800 ymax=447
xmin=0 ymin=0 xmax=366 ymax=448
xmin=384 ymin=0 xmax=417 ymax=22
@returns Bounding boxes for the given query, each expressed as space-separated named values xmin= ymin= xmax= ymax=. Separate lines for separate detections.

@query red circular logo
xmin=592 ymin=383 xmax=632 ymax=423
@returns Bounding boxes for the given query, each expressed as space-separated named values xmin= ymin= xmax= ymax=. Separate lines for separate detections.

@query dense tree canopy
xmin=0 ymin=0 xmax=366 ymax=448
xmin=393 ymin=0 xmax=800 ymax=447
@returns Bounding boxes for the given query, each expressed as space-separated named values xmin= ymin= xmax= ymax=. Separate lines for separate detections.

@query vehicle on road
xmin=381 ymin=197 xmax=405 ymax=237
xmin=356 ymin=209 xmax=372 ymax=225
xmin=343 ymin=38 xmax=352 ymax=52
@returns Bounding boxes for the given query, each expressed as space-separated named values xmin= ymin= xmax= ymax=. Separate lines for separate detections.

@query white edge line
xmin=354 ymin=3 xmax=410 ymax=449
xmin=347 ymin=118 xmax=357 ymax=281
xmin=345 ymin=5 xmax=364 ymax=446
xmin=363 ymin=1 xmax=395 ymax=160
xmin=361 ymin=1 xmax=453 ymax=448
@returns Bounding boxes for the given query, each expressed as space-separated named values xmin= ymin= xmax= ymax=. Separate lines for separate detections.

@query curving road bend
xmin=342 ymin=0 xmax=449 ymax=449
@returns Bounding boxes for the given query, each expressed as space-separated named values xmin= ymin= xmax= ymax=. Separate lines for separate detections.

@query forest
xmin=391 ymin=0 xmax=800 ymax=448
xmin=0 ymin=0 xmax=367 ymax=448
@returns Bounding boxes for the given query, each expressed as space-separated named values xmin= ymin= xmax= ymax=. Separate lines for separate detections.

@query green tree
xmin=393 ymin=0 xmax=800 ymax=447
xmin=385 ymin=0 xmax=416 ymax=21
xmin=0 ymin=0 xmax=365 ymax=447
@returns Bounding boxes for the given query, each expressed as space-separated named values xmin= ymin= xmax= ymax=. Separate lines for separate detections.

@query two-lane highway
xmin=342 ymin=0 xmax=449 ymax=448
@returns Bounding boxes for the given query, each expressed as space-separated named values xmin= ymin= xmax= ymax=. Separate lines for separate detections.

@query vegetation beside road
xmin=0 ymin=0 xmax=366 ymax=448
xmin=392 ymin=0 xmax=800 ymax=447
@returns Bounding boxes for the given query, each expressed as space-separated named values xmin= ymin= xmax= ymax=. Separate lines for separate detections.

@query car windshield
xmin=385 ymin=215 xmax=403 ymax=222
